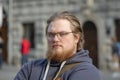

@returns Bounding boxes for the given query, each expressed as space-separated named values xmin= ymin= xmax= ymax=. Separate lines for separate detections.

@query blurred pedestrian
xmin=111 ymin=36 xmax=120 ymax=78
xmin=20 ymin=36 xmax=30 ymax=66
xmin=0 ymin=33 xmax=3 ymax=69
xmin=116 ymin=41 xmax=120 ymax=67
xmin=111 ymin=37 xmax=120 ymax=71
xmin=14 ymin=11 xmax=101 ymax=80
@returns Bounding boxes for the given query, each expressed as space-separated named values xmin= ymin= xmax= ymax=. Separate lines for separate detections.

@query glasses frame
xmin=47 ymin=31 xmax=74 ymax=39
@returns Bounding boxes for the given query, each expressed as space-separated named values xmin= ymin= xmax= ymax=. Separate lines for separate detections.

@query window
xmin=23 ymin=22 xmax=35 ymax=48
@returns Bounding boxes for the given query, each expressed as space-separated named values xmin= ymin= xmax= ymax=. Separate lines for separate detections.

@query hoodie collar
xmin=66 ymin=49 xmax=92 ymax=64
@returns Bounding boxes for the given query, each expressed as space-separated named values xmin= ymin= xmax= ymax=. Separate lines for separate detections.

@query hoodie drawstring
xmin=43 ymin=61 xmax=50 ymax=80
xmin=43 ymin=61 xmax=66 ymax=80
xmin=53 ymin=61 xmax=66 ymax=80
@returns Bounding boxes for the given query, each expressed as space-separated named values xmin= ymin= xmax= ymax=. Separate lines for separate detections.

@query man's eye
xmin=49 ymin=33 xmax=54 ymax=36
xmin=59 ymin=33 xmax=67 ymax=36
xmin=47 ymin=33 xmax=52 ymax=36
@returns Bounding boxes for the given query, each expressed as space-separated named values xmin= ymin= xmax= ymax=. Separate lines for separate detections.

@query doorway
xmin=114 ymin=18 xmax=120 ymax=42
xmin=0 ymin=8 xmax=8 ymax=62
xmin=22 ymin=22 xmax=35 ymax=49
xmin=83 ymin=21 xmax=98 ymax=67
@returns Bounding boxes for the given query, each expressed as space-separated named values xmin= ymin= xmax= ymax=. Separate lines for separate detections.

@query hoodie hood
xmin=66 ymin=49 xmax=92 ymax=64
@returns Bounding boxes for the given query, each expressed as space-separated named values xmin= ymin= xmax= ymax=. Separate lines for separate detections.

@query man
xmin=0 ymin=34 xmax=3 ymax=69
xmin=20 ymin=36 xmax=30 ymax=65
xmin=14 ymin=11 xmax=101 ymax=80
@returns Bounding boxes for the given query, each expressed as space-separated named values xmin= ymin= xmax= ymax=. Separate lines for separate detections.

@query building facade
xmin=1 ymin=0 xmax=120 ymax=69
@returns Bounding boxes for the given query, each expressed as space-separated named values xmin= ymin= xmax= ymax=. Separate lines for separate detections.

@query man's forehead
xmin=47 ymin=19 xmax=72 ymax=32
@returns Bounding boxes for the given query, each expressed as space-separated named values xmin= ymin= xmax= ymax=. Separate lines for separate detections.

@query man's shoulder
xmin=76 ymin=62 xmax=98 ymax=70
xmin=68 ymin=63 xmax=102 ymax=80
xmin=72 ymin=62 xmax=100 ymax=74
xmin=22 ymin=58 xmax=47 ymax=69
xmin=30 ymin=58 xmax=47 ymax=66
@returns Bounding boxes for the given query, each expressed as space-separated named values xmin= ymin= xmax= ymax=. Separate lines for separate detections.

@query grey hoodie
xmin=14 ymin=49 xmax=102 ymax=80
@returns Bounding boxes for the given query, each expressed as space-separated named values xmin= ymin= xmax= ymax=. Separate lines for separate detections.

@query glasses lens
xmin=47 ymin=32 xmax=73 ymax=39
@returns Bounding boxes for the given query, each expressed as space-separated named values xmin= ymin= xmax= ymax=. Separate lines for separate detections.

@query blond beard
xmin=46 ymin=46 xmax=75 ymax=62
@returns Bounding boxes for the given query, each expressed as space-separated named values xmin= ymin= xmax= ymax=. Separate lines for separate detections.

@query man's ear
xmin=74 ymin=33 xmax=80 ymax=44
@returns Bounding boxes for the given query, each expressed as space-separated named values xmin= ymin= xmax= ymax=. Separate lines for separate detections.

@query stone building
xmin=1 ymin=0 xmax=120 ymax=69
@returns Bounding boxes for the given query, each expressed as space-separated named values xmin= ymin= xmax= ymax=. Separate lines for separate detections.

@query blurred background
xmin=0 ymin=0 xmax=120 ymax=80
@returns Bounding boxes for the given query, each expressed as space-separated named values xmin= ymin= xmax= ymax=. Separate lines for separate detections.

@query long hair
xmin=46 ymin=11 xmax=84 ymax=49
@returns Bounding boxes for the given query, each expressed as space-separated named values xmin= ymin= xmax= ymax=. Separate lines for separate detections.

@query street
xmin=0 ymin=63 xmax=120 ymax=80
xmin=0 ymin=64 xmax=20 ymax=80
xmin=101 ymin=70 xmax=120 ymax=80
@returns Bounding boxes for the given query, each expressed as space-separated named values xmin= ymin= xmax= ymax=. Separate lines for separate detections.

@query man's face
xmin=46 ymin=19 xmax=79 ymax=62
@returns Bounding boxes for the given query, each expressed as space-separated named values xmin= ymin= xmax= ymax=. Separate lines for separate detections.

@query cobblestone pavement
xmin=0 ymin=64 xmax=20 ymax=80
xmin=0 ymin=64 xmax=120 ymax=80
xmin=101 ymin=70 xmax=120 ymax=80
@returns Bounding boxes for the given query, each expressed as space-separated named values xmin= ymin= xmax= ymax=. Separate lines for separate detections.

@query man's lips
xmin=52 ymin=44 xmax=61 ymax=48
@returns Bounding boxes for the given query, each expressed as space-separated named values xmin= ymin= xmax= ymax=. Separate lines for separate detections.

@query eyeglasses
xmin=47 ymin=32 xmax=74 ymax=39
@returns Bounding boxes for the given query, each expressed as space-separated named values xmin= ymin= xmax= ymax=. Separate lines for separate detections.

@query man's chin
xmin=52 ymin=48 xmax=62 ymax=53
xmin=47 ymin=50 xmax=63 ymax=61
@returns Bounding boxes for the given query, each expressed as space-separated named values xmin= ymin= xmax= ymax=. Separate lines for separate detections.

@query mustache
xmin=50 ymin=43 xmax=62 ymax=47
